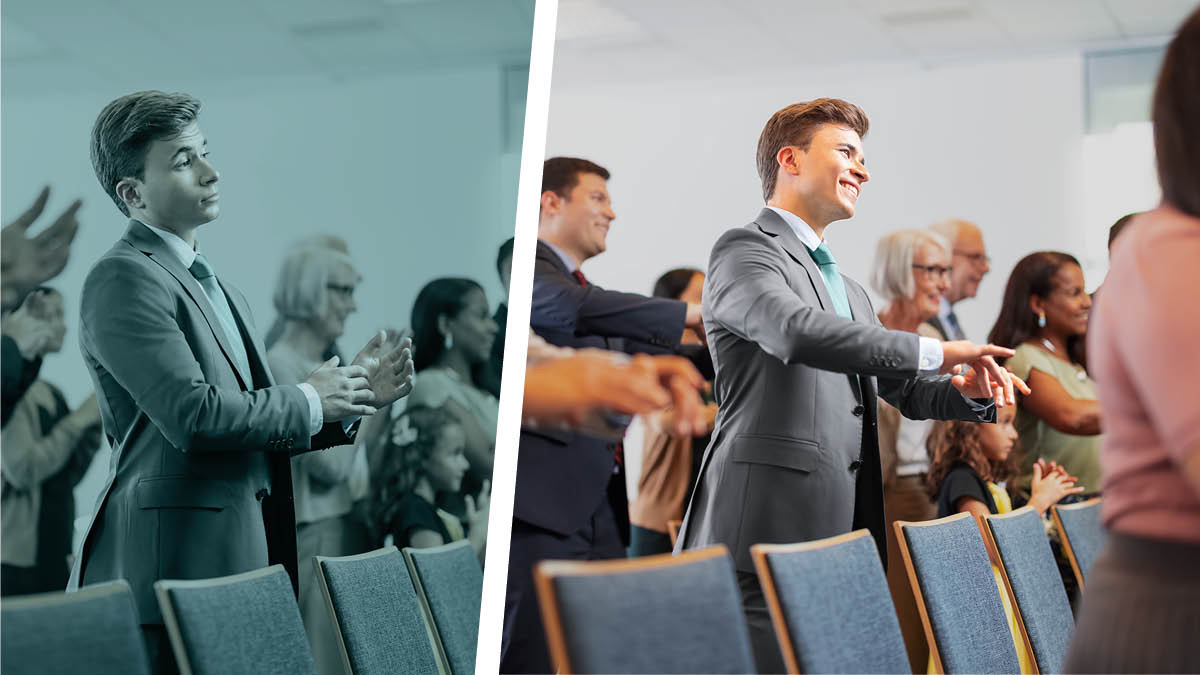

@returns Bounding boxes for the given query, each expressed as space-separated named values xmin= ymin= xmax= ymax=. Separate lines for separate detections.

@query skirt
xmin=1064 ymin=531 xmax=1200 ymax=673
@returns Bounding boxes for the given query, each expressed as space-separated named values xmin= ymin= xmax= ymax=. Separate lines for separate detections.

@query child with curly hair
xmin=372 ymin=405 xmax=489 ymax=560
xmin=925 ymin=405 xmax=1084 ymax=674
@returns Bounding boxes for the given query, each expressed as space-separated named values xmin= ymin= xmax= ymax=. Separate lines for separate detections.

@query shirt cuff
xmin=918 ymin=336 xmax=944 ymax=374
xmin=297 ymin=383 xmax=323 ymax=435
xmin=341 ymin=416 xmax=360 ymax=433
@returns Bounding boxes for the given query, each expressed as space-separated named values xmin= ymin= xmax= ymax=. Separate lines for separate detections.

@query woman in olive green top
xmin=989 ymin=252 xmax=1102 ymax=491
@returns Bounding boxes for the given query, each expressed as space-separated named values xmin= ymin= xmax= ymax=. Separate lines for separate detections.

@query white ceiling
xmin=1 ymin=0 xmax=535 ymax=95
xmin=553 ymin=0 xmax=1197 ymax=86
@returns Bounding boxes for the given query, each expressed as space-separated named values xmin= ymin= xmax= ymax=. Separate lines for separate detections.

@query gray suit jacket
xmin=68 ymin=221 xmax=353 ymax=624
xmin=677 ymin=209 xmax=992 ymax=571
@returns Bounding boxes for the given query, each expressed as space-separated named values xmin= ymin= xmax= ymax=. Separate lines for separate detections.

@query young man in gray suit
xmin=677 ymin=99 xmax=1028 ymax=673
xmin=70 ymin=91 xmax=414 ymax=673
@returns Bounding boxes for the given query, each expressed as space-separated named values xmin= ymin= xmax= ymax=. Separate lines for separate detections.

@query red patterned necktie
xmin=572 ymin=270 xmax=588 ymax=286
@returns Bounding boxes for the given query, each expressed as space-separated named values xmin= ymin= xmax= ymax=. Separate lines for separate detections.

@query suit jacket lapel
xmin=224 ymin=285 xmax=275 ymax=389
xmin=753 ymin=208 xmax=835 ymax=313
xmin=121 ymin=221 xmax=251 ymax=390
xmin=536 ymin=239 xmax=575 ymax=282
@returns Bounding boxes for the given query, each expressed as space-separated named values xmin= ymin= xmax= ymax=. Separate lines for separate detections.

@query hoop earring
xmin=1037 ymin=313 xmax=1046 ymax=328
xmin=443 ymin=331 xmax=454 ymax=350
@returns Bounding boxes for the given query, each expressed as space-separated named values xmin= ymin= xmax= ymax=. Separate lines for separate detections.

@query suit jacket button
xmin=852 ymin=405 xmax=865 ymax=416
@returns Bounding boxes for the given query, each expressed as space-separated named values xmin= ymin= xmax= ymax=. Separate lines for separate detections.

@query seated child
xmin=372 ymin=405 xmax=489 ymax=560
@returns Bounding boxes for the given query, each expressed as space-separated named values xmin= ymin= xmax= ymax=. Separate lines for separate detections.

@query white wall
xmin=2 ymin=67 xmax=521 ymax=526
xmin=546 ymin=52 xmax=1157 ymax=341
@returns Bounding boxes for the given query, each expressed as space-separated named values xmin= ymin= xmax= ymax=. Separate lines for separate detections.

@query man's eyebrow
xmin=170 ymin=138 xmax=207 ymax=160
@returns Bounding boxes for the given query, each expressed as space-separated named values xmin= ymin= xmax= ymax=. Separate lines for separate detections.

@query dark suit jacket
xmin=513 ymin=241 xmax=686 ymax=537
xmin=67 ymin=221 xmax=353 ymax=623
xmin=678 ymin=209 xmax=993 ymax=570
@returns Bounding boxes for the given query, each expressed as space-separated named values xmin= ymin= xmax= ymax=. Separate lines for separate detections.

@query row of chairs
xmin=1 ymin=540 xmax=482 ymax=675
xmin=536 ymin=499 xmax=1104 ymax=674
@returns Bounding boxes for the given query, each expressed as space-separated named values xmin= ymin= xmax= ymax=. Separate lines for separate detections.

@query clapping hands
xmin=351 ymin=329 xmax=416 ymax=408
xmin=1028 ymin=458 xmax=1086 ymax=514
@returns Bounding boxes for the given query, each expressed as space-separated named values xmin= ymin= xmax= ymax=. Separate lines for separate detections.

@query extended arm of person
xmin=531 ymin=255 xmax=687 ymax=349
xmin=0 ymin=391 xmax=97 ymax=489
xmin=706 ymin=228 xmax=916 ymax=375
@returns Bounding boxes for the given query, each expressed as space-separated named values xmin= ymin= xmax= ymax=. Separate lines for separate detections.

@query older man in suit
xmin=500 ymin=157 xmax=705 ymax=673
xmin=70 ymin=91 xmax=414 ymax=673
xmin=677 ymin=99 xmax=1027 ymax=673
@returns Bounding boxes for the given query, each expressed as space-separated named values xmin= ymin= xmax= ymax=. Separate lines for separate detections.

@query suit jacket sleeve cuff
xmin=296 ymin=382 xmax=323 ymax=435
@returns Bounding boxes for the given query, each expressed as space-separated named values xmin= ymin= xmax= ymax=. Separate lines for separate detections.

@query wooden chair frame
xmin=750 ymin=529 xmax=876 ymax=675
xmin=1050 ymin=497 xmax=1102 ymax=592
xmin=979 ymin=506 xmax=1042 ymax=674
xmin=667 ymin=520 xmax=682 ymax=548
xmin=893 ymin=512 xmax=976 ymax=675
xmin=154 ymin=564 xmax=300 ymax=675
xmin=533 ymin=544 xmax=733 ymax=675
xmin=401 ymin=540 xmax=477 ymax=675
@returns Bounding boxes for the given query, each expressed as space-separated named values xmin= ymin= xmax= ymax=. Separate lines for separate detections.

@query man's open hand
xmin=352 ymin=329 xmax=415 ymax=408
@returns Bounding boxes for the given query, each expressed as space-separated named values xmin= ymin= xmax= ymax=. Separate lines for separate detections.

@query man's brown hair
xmin=755 ymin=98 xmax=869 ymax=201
xmin=541 ymin=157 xmax=610 ymax=201
xmin=1152 ymin=5 xmax=1200 ymax=218
xmin=91 ymin=91 xmax=202 ymax=217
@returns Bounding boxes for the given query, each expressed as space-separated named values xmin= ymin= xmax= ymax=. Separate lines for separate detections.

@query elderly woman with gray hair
xmin=267 ymin=243 xmax=373 ymax=674
xmin=870 ymin=227 xmax=954 ymax=672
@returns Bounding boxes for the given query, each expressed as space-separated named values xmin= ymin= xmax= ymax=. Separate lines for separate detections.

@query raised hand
xmin=2 ymin=298 xmax=56 ymax=359
xmin=1 ymin=186 xmax=82 ymax=310
xmin=351 ymin=329 xmax=415 ymax=408
xmin=305 ymin=356 xmax=376 ymax=422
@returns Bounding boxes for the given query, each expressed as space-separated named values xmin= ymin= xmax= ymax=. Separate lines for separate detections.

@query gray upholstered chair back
xmin=896 ymin=513 xmax=1021 ymax=674
xmin=752 ymin=530 xmax=910 ymax=674
xmin=984 ymin=507 xmax=1074 ymax=673
xmin=315 ymin=545 xmax=439 ymax=675
xmin=1051 ymin=498 xmax=1105 ymax=589
xmin=1 ymin=580 xmax=150 ymax=675
xmin=535 ymin=545 xmax=754 ymax=674
xmin=402 ymin=540 xmax=483 ymax=675
xmin=154 ymin=564 xmax=316 ymax=675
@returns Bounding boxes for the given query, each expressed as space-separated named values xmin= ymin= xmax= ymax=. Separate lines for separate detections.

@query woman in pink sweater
xmin=1065 ymin=7 xmax=1200 ymax=672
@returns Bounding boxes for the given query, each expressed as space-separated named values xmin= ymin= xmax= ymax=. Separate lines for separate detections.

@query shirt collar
xmin=540 ymin=239 xmax=579 ymax=274
xmin=765 ymin=206 xmax=822 ymax=252
xmin=139 ymin=220 xmax=198 ymax=268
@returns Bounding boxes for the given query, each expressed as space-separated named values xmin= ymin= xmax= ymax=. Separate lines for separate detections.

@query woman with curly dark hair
xmin=372 ymin=405 xmax=489 ymax=560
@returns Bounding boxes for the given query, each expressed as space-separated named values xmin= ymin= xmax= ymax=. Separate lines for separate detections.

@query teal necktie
xmin=808 ymin=242 xmax=853 ymax=320
xmin=189 ymin=252 xmax=252 ymax=382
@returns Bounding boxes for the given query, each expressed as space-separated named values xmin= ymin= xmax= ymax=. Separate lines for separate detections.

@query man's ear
xmin=776 ymin=145 xmax=804 ymax=179
xmin=115 ymin=178 xmax=143 ymax=211
xmin=540 ymin=190 xmax=561 ymax=215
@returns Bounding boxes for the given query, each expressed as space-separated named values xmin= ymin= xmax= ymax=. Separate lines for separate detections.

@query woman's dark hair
xmin=987 ymin=251 xmax=1087 ymax=368
xmin=371 ymin=405 xmax=458 ymax=539
xmin=652 ymin=268 xmax=702 ymax=299
xmin=411 ymin=277 xmax=485 ymax=372
xmin=1152 ymin=6 xmax=1200 ymax=218
xmin=925 ymin=420 xmax=1020 ymax=501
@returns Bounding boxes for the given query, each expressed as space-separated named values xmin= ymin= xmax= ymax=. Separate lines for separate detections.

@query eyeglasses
xmin=912 ymin=264 xmax=953 ymax=279
xmin=326 ymin=283 xmax=356 ymax=298
xmin=954 ymin=250 xmax=990 ymax=265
